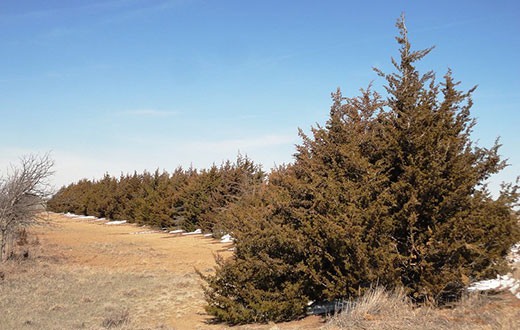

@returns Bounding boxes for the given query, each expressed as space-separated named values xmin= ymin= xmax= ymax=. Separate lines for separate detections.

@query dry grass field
xmin=0 ymin=212 xmax=519 ymax=329
xmin=0 ymin=213 xmax=321 ymax=329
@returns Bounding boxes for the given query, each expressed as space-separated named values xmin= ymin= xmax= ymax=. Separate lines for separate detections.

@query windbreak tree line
xmin=46 ymin=15 xmax=520 ymax=325
xmin=47 ymin=155 xmax=265 ymax=232
xmin=199 ymin=16 xmax=520 ymax=324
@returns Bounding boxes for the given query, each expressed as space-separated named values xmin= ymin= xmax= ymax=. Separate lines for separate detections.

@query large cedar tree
xmin=200 ymin=15 xmax=520 ymax=323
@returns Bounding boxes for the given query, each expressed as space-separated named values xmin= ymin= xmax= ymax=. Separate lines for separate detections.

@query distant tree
xmin=115 ymin=172 xmax=143 ymax=220
xmin=177 ymin=155 xmax=265 ymax=232
xmin=176 ymin=165 xmax=222 ymax=231
xmin=0 ymin=153 xmax=54 ymax=261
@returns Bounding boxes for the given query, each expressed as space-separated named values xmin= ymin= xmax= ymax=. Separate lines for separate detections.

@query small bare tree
xmin=0 ymin=153 xmax=54 ymax=262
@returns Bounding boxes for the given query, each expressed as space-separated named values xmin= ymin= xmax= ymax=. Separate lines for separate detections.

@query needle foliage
xmin=200 ymin=15 xmax=520 ymax=323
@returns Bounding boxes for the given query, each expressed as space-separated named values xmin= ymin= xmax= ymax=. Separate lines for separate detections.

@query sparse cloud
xmin=184 ymin=134 xmax=297 ymax=152
xmin=0 ymin=133 xmax=297 ymax=188
xmin=117 ymin=109 xmax=178 ymax=117
xmin=0 ymin=0 xmax=195 ymax=25
xmin=96 ymin=0 xmax=201 ymax=25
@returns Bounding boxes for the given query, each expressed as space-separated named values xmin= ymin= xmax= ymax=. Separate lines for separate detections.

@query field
xmin=0 ymin=213 xmax=321 ymax=329
xmin=0 ymin=212 xmax=519 ymax=329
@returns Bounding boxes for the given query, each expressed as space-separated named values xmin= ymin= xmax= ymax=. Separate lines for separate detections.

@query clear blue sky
xmin=0 ymin=0 xmax=518 ymax=194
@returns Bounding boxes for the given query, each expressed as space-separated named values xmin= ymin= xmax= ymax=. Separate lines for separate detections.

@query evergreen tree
xmin=200 ymin=15 xmax=520 ymax=323
xmin=372 ymin=16 xmax=519 ymax=301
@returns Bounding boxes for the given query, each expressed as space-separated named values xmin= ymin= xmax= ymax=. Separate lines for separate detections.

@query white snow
xmin=105 ymin=220 xmax=127 ymax=225
xmin=182 ymin=229 xmax=202 ymax=235
xmin=76 ymin=215 xmax=97 ymax=219
xmin=468 ymin=241 xmax=520 ymax=299
xmin=468 ymin=274 xmax=520 ymax=299
xmin=203 ymin=233 xmax=213 ymax=237
xmin=220 ymin=234 xmax=233 ymax=243
xmin=509 ymin=242 xmax=520 ymax=263
xmin=62 ymin=213 xmax=101 ymax=221
xmin=131 ymin=230 xmax=158 ymax=235
xmin=169 ymin=229 xmax=184 ymax=234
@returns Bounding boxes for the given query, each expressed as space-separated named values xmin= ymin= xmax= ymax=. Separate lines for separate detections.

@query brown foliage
xmin=200 ymin=15 xmax=520 ymax=323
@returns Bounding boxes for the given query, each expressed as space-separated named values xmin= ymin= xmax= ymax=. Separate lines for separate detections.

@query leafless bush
xmin=0 ymin=153 xmax=54 ymax=262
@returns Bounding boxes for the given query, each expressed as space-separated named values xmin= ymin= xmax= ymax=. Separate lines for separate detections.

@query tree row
xmin=47 ymin=155 xmax=265 ymax=233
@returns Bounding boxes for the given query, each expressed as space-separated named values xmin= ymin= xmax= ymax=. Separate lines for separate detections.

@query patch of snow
xmin=467 ymin=241 xmax=520 ymax=300
xmin=203 ymin=233 xmax=213 ymax=237
xmin=76 ymin=215 xmax=97 ymax=219
xmin=182 ymin=229 xmax=202 ymax=235
xmin=509 ymin=242 xmax=520 ymax=263
xmin=64 ymin=213 xmax=78 ymax=217
xmin=131 ymin=230 xmax=158 ymax=235
xmin=220 ymin=234 xmax=233 ymax=243
xmin=227 ymin=247 xmax=235 ymax=251
xmin=468 ymin=274 xmax=520 ymax=299
xmin=105 ymin=220 xmax=127 ymax=225
xmin=169 ymin=229 xmax=184 ymax=234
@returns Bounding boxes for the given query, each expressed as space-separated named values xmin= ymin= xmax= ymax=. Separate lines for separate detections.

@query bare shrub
xmin=0 ymin=153 xmax=54 ymax=262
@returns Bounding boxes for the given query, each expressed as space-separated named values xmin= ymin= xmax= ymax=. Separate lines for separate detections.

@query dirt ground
xmin=0 ymin=212 xmax=323 ymax=330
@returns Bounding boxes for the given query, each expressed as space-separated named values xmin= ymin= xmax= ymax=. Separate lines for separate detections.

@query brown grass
xmin=0 ymin=219 xmax=206 ymax=329
xmin=0 ymin=251 xmax=181 ymax=329
xmin=325 ymin=287 xmax=520 ymax=330
xmin=0 ymin=213 xmax=322 ymax=329
xmin=1 ymin=213 xmax=518 ymax=330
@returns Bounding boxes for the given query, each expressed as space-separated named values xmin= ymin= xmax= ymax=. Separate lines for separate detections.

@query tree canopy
xmin=199 ymin=15 xmax=520 ymax=323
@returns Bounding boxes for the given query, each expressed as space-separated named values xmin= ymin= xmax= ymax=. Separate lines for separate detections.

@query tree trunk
xmin=0 ymin=229 xmax=6 ymax=262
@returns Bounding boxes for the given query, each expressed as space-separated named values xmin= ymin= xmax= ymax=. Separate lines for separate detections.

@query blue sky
xmin=0 ymin=0 xmax=518 ymax=194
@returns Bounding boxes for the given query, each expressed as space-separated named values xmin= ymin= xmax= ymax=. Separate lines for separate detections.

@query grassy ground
xmin=0 ymin=213 xmax=320 ymax=330
xmin=1 ymin=213 xmax=519 ymax=329
xmin=0 ymin=239 xmax=198 ymax=329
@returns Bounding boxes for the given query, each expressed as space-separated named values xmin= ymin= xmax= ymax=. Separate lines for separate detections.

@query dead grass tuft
xmin=325 ymin=287 xmax=520 ymax=330
xmin=102 ymin=308 xmax=130 ymax=328
xmin=81 ymin=296 xmax=93 ymax=303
